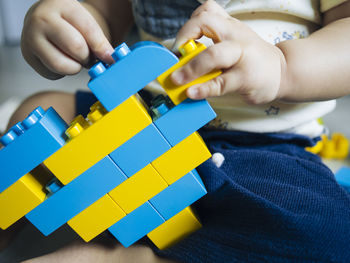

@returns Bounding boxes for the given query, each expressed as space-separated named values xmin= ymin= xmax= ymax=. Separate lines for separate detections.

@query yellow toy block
xmin=44 ymin=97 xmax=152 ymax=185
xmin=157 ymin=40 xmax=222 ymax=105
xmin=152 ymin=132 xmax=211 ymax=184
xmin=147 ymin=207 xmax=202 ymax=250
xmin=0 ymin=171 xmax=46 ymax=229
xmin=305 ymin=135 xmax=325 ymax=154
xmin=330 ymin=133 xmax=349 ymax=159
xmin=68 ymin=195 xmax=125 ymax=242
xmin=109 ymin=164 xmax=168 ymax=213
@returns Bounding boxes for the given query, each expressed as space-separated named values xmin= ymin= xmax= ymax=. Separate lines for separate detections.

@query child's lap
xmin=76 ymin=91 xmax=350 ymax=262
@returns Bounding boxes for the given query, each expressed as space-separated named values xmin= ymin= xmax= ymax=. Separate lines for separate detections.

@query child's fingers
xmin=171 ymin=41 xmax=241 ymax=86
xmin=32 ymin=36 xmax=82 ymax=76
xmin=45 ymin=18 xmax=90 ymax=66
xmin=186 ymin=70 xmax=242 ymax=99
xmin=25 ymin=53 xmax=64 ymax=80
xmin=173 ymin=13 xmax=234 ymax=51
xmin=62 ymin=4 xmax=114 ymax=64
xmin=191 ymin=0 xmax=230 ymax=19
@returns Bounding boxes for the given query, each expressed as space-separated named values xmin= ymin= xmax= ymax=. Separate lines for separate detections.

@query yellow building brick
xmin=44 ymin=96 xmax=152 ymax=185
xmin=157 ymin=40 xmax=222 ymax=105
xmin=147 ymin=207 xmax=202 ymax=250
xmin=0 ymin=172 xmax=46 ymax=229
xmin=109 ymin=164 xmax=168 ymax=213
xmin=152 ymin=132 xmax=211 ymax=184
xmin=68 ymin=195 xmax=125 ymax=242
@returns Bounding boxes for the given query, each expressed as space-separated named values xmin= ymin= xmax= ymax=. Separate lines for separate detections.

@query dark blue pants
xmin=76 ymin=91 xmax=350 ymax=263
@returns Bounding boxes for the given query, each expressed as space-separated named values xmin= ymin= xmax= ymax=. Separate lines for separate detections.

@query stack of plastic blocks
xmin=0 ymin=39 xmax=220 ymax=249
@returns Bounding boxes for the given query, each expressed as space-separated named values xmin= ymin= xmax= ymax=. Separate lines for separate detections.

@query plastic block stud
xmin=26 ymin=156 xmax=127 ymax=236
xmin=88 ymin=41 xmax=179 ymax=111
xmin=147 ymin=207 xmax=202 ymax=250
xmin=0 ymin=107 xmax=67 ymax=193
xmin=152 ymin=132 xmax=211 ymax=184
xmin=68 ymin=195 xmax=126 ymax=242
xmin=150 ymin=170 xmax=207 ymax=220
xmin=157 ymin=40 xmax=222 ymax=105
xmin=0 ymin=171 xmax=46 ymax=229
xmin=44 ymin=98 xmax=152 ymax=185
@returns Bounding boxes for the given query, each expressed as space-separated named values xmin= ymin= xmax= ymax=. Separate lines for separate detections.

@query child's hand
xmin=21 ymin=0 xmax=114 ymax=80
xmin=171 ymin=0 xmax=286 ymax=105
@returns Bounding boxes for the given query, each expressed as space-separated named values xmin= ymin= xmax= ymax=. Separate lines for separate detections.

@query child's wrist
xmin=275 ymin=44 xmax=291 ymax=102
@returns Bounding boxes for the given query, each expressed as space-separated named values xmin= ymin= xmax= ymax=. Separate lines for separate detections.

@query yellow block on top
xmin=147 ymin=207 xmax=202 ymax=250
xmin=152 ymin=132 xmax=211 ymax=184
xmin=157 ymin=40 xmax=222 ymax=105
xmin=0 ymin=172 xmax=46 ymax=229
xmin=109 ymin=164 xmax=168 ymax=213
xmin=68 ymin=195 xmax=125 ymax=242
xmin=44 ymin=96 xmax=152 ymax=185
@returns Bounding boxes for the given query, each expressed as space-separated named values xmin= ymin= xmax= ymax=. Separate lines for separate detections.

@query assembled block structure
xmin=0 ymin=40 xmax=219 ymax=249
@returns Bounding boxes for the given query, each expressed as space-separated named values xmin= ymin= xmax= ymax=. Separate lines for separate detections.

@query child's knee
xmin=7 ymin=91 xmax=76 ymax=130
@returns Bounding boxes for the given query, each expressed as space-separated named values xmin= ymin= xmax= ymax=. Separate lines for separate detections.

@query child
xmin=4 ymin=0 xmax=350 ymax=262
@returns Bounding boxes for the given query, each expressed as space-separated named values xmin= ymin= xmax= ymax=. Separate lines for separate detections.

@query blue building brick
xmin=88 ymin=41 xmax=179 ymax=111
xmin=0 ymin=107 xmax=67 ymax=193
xmin=150 ymin=170 xmax=207 ymax=220
xmin=335 ymin=167 xmax=350 ymax=192
xmin=109 ymin=124 xmax=171 ymax=177
xmin=26 ymin=156 xmax=127 ymax=236
xmin=154 ymin=99 xmax=216 ymax=146
xmin=108 ymin=201 xmax=164 ymax=247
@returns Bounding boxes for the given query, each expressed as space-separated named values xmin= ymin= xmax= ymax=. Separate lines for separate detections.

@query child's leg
xmin=21 ymin=241 xmax=179 ymax=263
xmin=7 ymin=91 xmax=76 ymax=129
xmin=1 ymin=91 xmax=76 ymax=251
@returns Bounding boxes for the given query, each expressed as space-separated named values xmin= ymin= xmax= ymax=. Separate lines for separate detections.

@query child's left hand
xmin=171 ymin=0 xmax=286 ymax=105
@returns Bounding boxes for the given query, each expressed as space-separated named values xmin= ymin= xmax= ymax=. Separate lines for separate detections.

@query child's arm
xmin=21 ymin=0 xmax=133 ymax=80
xmin=171 ymin=0 xmax=350 ymax=104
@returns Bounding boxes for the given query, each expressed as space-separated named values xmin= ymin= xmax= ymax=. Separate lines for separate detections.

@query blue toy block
xmin=0 ymin=107 xmax=67 ymax=193
xmin=88 ymin=41 xmax=179 ymax=111
xmin=26 ymin=156 xmax=127 ymax=236
xmin=108 ymin=201 xmax=164 ymax=247
xmin=150 ymin=170 xmax=207 ymax=220
xmin=109 ymin=124 xmax=171 ymax=177
xmin=154 ymin=99 xmax=216 ymax=146
xmin=335 ymin=167 xmax=350 ymax=192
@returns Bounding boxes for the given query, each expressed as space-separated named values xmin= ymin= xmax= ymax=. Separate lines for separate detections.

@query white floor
xmin=0 ymin=45 xmax=349 ymax=262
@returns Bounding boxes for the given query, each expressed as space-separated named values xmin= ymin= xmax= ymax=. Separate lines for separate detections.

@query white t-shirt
xmin=141 ymin=0 xmax=346 ymax=137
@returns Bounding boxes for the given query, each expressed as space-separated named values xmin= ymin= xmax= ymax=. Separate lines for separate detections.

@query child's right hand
xmin=21 ymin=0 xmax=114 ymax=80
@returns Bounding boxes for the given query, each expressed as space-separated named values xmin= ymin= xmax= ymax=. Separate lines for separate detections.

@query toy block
xmin=26 ymin=156 xmax=127 ymax=236
xmin=150 ymin=170 xmax=206 ymax=220
xmin=157 ymin=40 xmax=222 ymax=105
xmin=109 ymin=164 xmax=168 ymax=213
xmin=88 ymin=42 xmax=179 ymax=111
xmin=44 ymin=97 xmax=152 ymax=185
xmin=335 ymin=167 xmax=350 ymax=192
xmin=108 ymin=201 xmax=164 ymax=247
xmin=152 ymin=132 xmax=211 ymax=184
xmin=0 ymin=107 xmax=67 ymax=192
xmin=0 ymin=171 xmax=46 ymax=229
xmin=68 ymin=195 xmax=125 ymax=242
xmin=147 ymin=207 xmax=202 ymax=250
xmin=109 ymin=123 xmax=170 ymax=177
xmin=154 ymin=98 xmax=216 ymax=146
xmin=149 ymin=94 xmax=174 ymax=121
